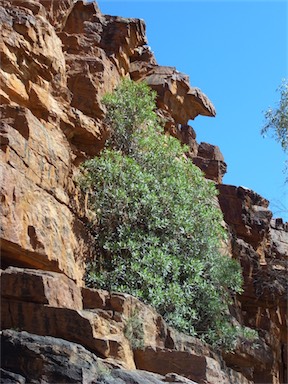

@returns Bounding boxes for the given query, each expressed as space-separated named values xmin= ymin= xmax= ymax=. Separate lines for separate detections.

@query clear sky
xmin=97 ymin=0 xmax=288 ymax=221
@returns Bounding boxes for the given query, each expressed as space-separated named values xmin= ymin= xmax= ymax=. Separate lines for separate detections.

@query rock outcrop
xmin=218 ymin=186 xmax=287 ymax=384
xmin=0 ymin=0 xmax=222 ymax=283
xmin=1 ymin=267 xmax=252 ymax=384
xmin=2 ymin=329 xmax=203 ymax=384
xmin=0 ymin=1 xmax=287 ymax=383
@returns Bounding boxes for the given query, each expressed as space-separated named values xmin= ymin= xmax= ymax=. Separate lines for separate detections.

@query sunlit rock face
xmin=0 ymin=0 xmax=216 ymax=283
xmin=0 ymin=1 xmax=287 ymax=383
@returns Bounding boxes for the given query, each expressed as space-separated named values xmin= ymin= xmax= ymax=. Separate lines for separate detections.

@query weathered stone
xmin=1 ymin=267 xmax=82 ymax=309
xmin=134 ymin=347 xmax=251 ymax=384
xmin=0 ymin=1 xmax=67 ymax=99
xmin=0 ymin=106 xmax=91 ymax=282
xmin=223 ymin=338 xmax=274 ymax=381
xmin=1 ymin=1 xmax=287 ymax=382
xmin=164 ymin=327 xmax=215 ymax=359
xmin=270 ymin=218 xmax=288 ymax=258
xmin=1 ymin=329 xmax=110 ymax=383
xmin=218 ymin=184 xmax=272 ymax=249
xmin=189 ymin=139 xmax=228 ymax=184
xmin=64 ymin=52 xmax=120 ymax=120
xmin=62 ymin=0 xmax=146 ymax=76
xmin=131 ymin=64 xmax=216 ymax=126
xmin=83 ymin=288 xmax=168 ymax=349
xmin=197 ymin=142 xmax=224 ymax=161
xmin=82 ymin=287 xmax=109 ymax=310
xmin=226 ymin=235 xmax=287 ymax=384
xmin=1 ymin=299 xmax=135 ymax=369
xmin=1 ymin=330 xmax=201 ymax=384
xmin=5 ymin=0 xmax=46 ymax=18
xmin=0 ymin=368 xmax=26 ymax=384
xmin=111 ymin=369 xmax=198 ymax=384
xmin=130 ymin=45 xmax=157 ymax=66
xmin=193 ymin=157 xmax=227 ymax=183
xmin=38 ymin=0 xmax=74 ymax=31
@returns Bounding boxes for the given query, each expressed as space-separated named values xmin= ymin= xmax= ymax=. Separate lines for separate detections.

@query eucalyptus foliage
xmin=261 ymin=79 xmax=288 ymax=153
xmin=80 ymin=80 xmax=244 ymax=349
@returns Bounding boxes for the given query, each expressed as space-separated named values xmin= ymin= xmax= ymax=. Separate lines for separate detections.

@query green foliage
xmin=102 ymin=79 xmax=159 ymax=155
xmin=261 ymin=79 xmax=288 ymax=153
xmin=124 ymin=310 xmax=145 ymax=350
xmin=261 ymin=79 xmax=288 ymax=185
xmin=80 ymin=79 xmax=244 ymax=350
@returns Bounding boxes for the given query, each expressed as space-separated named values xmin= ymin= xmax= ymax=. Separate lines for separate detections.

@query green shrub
xmin=80 ymin=79 xmax=243 ymax=350
xmin=124 ymin=310 xmax=145 ymax=350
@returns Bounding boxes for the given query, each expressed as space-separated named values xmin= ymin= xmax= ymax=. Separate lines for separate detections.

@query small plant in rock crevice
xmin=123 ymin=309 xmax=145 ymax=350
xmin=79 ymin=79 xmax=245 ymax=351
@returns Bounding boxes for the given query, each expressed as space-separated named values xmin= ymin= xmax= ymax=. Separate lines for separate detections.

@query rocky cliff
xmin=0 ymin=1 xmax=287 ymax=383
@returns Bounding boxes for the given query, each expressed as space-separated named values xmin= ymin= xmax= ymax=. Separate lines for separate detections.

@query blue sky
xmin=97 ymin=0 xmax=288 ymax=221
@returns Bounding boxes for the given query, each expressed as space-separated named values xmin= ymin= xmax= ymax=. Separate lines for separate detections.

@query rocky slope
xmin=0 ymin=1 xmax=287 ymax=383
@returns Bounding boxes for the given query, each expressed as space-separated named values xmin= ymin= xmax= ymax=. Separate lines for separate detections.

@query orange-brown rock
xmin=1 ymin=267 xmax=252 ymax=384
xmin=218 ymin=185 xmax=272 ymax=249
xmin=134 ymin=347 xmax=253 ymax=384
xmin=130 ymin=63 xmax=216 ymax=129
xmin=0 ymin=0 xmax=67 ymax=103
xmin=38 ymin=0 xmax=74 ymax=31
xmin=1 ymin=268 xmax=135 ymax=369
xmin=0 ymin=105 xmax=91 ymax=281
xmin=192 ymin=142 xmax=227 ymax=183
xmin=1 ymin=0 xmax=287 ymax=382
xmin=1 ymin=266 xmax=82 ymax=309
xmin=0 ymin=0 xmax=107 ymax=281
xmin=217 ymin=186 xmax=287 ymax=384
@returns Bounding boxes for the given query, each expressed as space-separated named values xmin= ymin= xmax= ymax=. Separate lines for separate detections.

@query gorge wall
xmin=0 ymin=1 xmax=287 ymax=383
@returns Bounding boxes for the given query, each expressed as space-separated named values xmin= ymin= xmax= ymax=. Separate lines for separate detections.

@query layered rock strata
xmin=218 ymin=186 xmax=287 ymax=384
xmin=0 ymin=1 xmax=287 ymax=383
xmin=1 ymin=267 xmax=252 ymax=384
xmin=0 ymin=0 xmax=221 ymax=283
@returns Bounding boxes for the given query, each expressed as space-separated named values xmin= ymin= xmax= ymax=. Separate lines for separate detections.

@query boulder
xmin=1 ymin=329 xmax=112 ymax=383
xmin=1 ymin=330 xmax=201 ymax=384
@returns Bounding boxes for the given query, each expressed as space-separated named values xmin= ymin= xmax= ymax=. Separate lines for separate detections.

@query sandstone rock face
xmin=1 ymin=1 xmax=287 ymax=383
xmin=38 ymin=0 xmax=75 ymax=31
xmin=193 ymin=142 xmax=227 ymax=183
xmin=1 ymin=267 xmax=135 ymax=369
xmin=0 ymin=0 xmax=105 ymax=283
xmin=218 ymin=186 xmax=287 ymax=384
xmin=1 ymin=267 xmax=83 ymax=309
xmin=0 ymin=106 xmax=89 ymax=280
xmin=0 ymin=0 xmax=219 ymax=282
xmin=130 ymin=63 xmax=216 ymax=129
xmin=218 ymin=185 xmax=272 ymax=250
xmin=1 ymin=267 xmax=252 ymax=384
